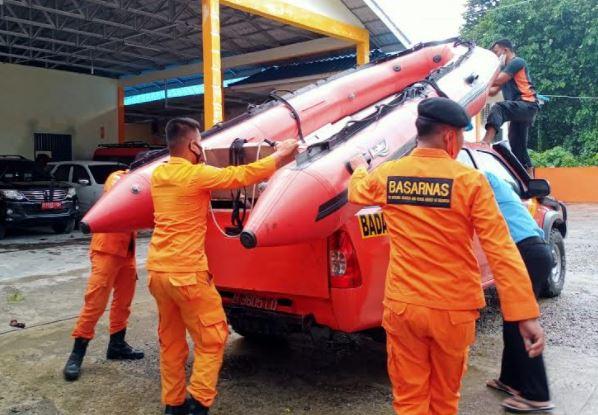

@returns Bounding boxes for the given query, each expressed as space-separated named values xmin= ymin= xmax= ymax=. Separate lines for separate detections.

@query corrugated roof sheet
xmin=229 ymin=50 xmax=387 ymax=86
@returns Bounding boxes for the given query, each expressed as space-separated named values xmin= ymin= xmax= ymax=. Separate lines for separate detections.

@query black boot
xmin=106 ymin=329 xmax=144 ymax=360
xmin=164 ymin=400 xmax=190 ymax=415
xmin=189 ymin=397 xmax=209 ymax=415
xmin=63 ymin=337 xmax=89 ymax=381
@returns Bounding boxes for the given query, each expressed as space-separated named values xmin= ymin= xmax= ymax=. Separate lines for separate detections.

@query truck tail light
xmin=328 ymin=229 xmax=362 ymax=288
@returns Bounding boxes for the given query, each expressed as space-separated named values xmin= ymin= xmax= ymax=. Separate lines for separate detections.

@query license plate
xmin=41 ymin=201 xmax=62 ymax=210
xmin=232 ymin=293 xmax=278 ymax=311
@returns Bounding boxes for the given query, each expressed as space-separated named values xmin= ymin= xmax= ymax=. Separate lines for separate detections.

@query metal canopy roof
xmin=340 ymin=0 xmax=408 ymax=53
xmin=124 ymin=49 xmax=393 ymax=122
xmin=0 ymin=0 xmax=406 ymax=79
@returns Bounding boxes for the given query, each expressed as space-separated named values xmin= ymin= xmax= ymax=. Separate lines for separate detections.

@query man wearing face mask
xmin=147 ymin=117 xmax=298 ymax=415
xmin=482 ymin=39 xmax=540 ymax=176
xmin=348 ymin=97 xmax=544 ymax=415
xmin=63 ymin=169 xmax=143 ymax=382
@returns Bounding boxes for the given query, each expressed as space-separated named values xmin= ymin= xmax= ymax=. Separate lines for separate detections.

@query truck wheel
xmin=52 ymin=218 xmax=76 ymax=234
xmin=0 ymin=224 xmax=6 ymax=240
xmin=542 ymin=229 xmax=566 ymax=298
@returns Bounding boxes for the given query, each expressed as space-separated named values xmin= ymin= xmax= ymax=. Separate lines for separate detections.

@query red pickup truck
xmin=93 ymin=141 xmax=165 ymax=165
xmin=207 ymin=142 xmax=567 ymax=340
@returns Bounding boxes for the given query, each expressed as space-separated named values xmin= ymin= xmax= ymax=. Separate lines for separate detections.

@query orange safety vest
xmin=147 ymin=156 xmax=276 ymax=273
xmin=348 ymin=147 xmax=539 ymax=321
xmin=90 ymin=170 xmax=136 ymax=257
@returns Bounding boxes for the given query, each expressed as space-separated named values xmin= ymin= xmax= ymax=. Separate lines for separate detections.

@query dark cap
xmin=417 ymin=97 xmax=472 ymax=130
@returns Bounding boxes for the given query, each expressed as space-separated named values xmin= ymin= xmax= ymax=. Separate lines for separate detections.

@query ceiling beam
xmin=220 ymin=0 xmax=369 ymax=64
xmin=119 ymin=37 xmax=352 ymax=87
xmin=246 ymin=16 xmax=282 ymax=48
xmin=0 ymin=50 xmax=127 ymax=74
xmin=250 ymin=19 xmax=319 ymax=41
xmin=4 ymin=1 xmax=198 ymax=57
xmin=82 ymin=0 xmax=203 ymax=31
xmin=5 ymin=40 xmax=148 ymax=70
xmin=220 ymin=0 xmax=368 ymax=44
xmin=0 ymin=28 xmax=172 ymax=66
xmin=0 ymin=15 xmax=194 ymax=64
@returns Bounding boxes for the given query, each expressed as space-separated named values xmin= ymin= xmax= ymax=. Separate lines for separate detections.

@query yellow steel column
xmin=220 ymin=0 xmax=370 ymax=66
xmin=202 ymin=0 xmax=223 ymax=129
xmin=357 ymin=40 xmax=370 ymax=65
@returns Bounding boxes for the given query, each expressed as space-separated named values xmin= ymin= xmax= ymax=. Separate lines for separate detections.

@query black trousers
xmin=486 ymin=101 xmax=539 ymax=168
xmin=499 ymin=236 xmax=552 ymax=401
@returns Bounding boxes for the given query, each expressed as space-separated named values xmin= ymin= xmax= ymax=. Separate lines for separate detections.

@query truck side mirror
xmin=78 ymin=179 xmax=90 ymax=186
xmin=527 ymin=179 xmax=550 ymax=198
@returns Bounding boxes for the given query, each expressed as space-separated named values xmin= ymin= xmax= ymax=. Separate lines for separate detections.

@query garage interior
xmin=0 ymin=0 xmax=407 ymax=160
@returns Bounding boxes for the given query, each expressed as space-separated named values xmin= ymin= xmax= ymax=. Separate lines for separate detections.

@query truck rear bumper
xmin=220 ymin=286 xmax=384 ymax=335
xmin=225 ymin=305 xmax=309 ymax=337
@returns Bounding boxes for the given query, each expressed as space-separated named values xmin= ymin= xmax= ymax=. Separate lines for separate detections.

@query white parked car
xmin=49 ymin=161 xmax=127 ymax=214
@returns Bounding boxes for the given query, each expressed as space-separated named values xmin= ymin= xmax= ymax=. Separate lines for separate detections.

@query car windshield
xmin=89 ymin=164 xmax=124 ymax=184
xmin=0 ymin=160 xmax=52 ymax=182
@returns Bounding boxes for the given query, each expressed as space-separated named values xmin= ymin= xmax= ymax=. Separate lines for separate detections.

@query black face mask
xmin=189 ymin=143 xmax=202 ymax=164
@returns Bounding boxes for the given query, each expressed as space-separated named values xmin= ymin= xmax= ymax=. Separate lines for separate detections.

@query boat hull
xmin=240 ymin=44 xmax=500 ymax=248
xmin=81 ymin=40 xmax=462 ymax=233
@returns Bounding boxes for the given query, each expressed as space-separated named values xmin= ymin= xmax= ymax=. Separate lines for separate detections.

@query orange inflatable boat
xmin=81 ymin=39 xmax=498 ymax=241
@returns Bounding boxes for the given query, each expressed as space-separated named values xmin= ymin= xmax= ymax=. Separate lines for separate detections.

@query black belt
xmin=128 ymin=236 xmax=136 ymax=254
xmin=517 ymin=236 xmax=545 ymax=248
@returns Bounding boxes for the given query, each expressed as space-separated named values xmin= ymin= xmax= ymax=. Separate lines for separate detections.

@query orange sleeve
xmin=348 ymin=166 xmax=386 ymax=206
xmin=103 ymin=169 xmax=126 ymax=192
xmin=191 ymin=156 xmax=276 ymax=191
xmin=469 ymin=173 xmax=540 ymax=321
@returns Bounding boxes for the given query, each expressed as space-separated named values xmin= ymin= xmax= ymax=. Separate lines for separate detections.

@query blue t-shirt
xmin=484 ymin=172 xmax=544 ymax=243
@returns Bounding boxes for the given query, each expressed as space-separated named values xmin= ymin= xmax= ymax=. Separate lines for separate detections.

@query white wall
xmin=281 ymin=0 xmax=364 ymax=27
xmin=0 ymin=63 xmax=118 ymax=160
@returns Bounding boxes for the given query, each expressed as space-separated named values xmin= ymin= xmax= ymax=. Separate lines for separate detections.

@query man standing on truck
xmin=481 ymin=39 xmax=540 ymax=176
xmin=146 ymin=117 xmax=297 ymax=415
xmin=348 ymin=97 xmax=545 ymax=415
xmin=63 ymin=169 xmax=144 ymax=382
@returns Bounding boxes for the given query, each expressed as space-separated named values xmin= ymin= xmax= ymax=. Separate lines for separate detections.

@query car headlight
xmin=66 ymin=187 xmax=77 ymax=198
xmin=0 ymin=189 xmax=26 ymax=200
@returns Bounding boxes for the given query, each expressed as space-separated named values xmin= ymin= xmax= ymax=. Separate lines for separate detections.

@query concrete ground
xmin=0 ymin=205 xmax=597 ymax=415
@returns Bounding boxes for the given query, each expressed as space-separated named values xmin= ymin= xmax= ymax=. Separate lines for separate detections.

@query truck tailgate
xmin=206 ymin=211 xmax=330 ymax=299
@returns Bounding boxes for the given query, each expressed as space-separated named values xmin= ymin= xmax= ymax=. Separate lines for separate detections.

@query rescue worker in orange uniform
xmin=147 ymin=117 xmax=298 ymax=415
xmin=64 ymin=170 xmax=143 ymax=381
xmin=348 ymin=97 xmax=545 ymax=415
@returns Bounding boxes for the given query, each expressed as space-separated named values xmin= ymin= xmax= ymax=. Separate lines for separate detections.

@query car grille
xmin=21 ymin=189 xmax=67 ymax=202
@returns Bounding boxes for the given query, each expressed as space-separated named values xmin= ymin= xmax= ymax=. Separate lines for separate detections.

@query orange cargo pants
xmin=382 ymin=302 xmax=478 ymax=415
xmin=72 ymin=251 xmax=137 ymax=339
xmin=148 ymin=271 xmax=229 ymax=407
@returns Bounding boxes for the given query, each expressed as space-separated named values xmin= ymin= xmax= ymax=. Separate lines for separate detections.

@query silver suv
xmin=49 ymin=161 xmax=127 ymax=214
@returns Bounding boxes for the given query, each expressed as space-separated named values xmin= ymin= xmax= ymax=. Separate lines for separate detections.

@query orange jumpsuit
xmin=348 ymin=148 xmax=540 ymax=415
xmin=147 ymin=155 xmax=277 ymax=408
xmin=72 ymin=170 xmax=137 ymax=340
